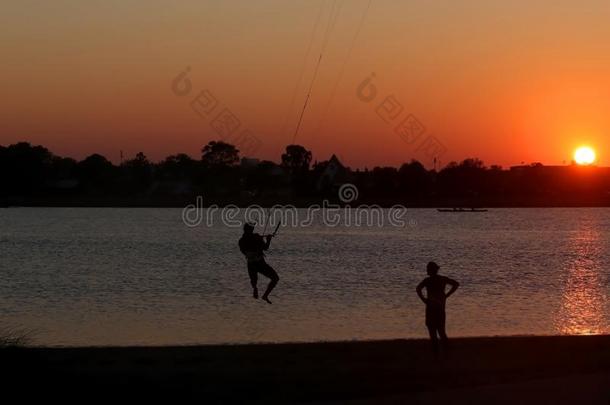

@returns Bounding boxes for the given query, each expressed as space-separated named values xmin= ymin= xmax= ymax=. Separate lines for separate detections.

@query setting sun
xmin=574 ymin=147 xmax=596 ymax=166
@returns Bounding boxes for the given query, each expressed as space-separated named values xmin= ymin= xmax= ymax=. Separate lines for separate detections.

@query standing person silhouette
xmin=416 ymin=262 xmax=459 ymax=355
xmin=238 ymin=223 xmax=279 ymax=304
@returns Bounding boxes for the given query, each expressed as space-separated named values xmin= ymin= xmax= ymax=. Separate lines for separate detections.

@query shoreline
xmin=3 ymin=335 xmax=609 ymax=402
xmin=20 ymin=332 xmax=608 ymax=349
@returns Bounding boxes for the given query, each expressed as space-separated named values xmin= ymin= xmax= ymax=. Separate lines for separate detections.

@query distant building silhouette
xmin=316 ymin=154 xmax=350 ymax=192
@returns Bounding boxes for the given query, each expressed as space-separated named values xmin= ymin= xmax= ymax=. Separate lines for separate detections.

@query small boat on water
xmin=437 ymin=208 xmax=488 ymax=213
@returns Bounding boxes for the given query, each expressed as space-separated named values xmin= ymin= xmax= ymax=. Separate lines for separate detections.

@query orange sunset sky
xmin=2 ymin=0 xmax=609 ymax=168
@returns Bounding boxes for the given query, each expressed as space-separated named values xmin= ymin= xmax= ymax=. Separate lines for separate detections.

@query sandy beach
xmin=2 ymin=335 xmax=609 ymax=403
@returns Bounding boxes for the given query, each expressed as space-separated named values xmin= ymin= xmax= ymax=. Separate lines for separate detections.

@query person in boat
xmin=238 ymin=222 xmax=280 ymax=304
xmin=416 ymin=261 xmax=460 ymax=355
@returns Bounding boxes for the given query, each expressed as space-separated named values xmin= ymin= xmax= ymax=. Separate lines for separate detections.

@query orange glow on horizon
xmin=2 ymin=1 xmax=610 ymax=168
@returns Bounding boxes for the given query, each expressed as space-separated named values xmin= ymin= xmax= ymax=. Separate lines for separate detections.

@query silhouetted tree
xmin=48 ymin=156 xmax=77 ymax=189
xmin=398 ymin=160 xmax=431 ymax=199
xmin=243 ymin=160 xmax=276 ymax=188
xmin=438 ymin=158 xmax=487 ymax=202
xmin=158 ymin=153 xmax=197 ymax=181
xmin=371 ymin=167 xmax=399 ymax=197
xmin=201 ymin=141 xmax=240 ymax=167
xmin=281 ymin=144 xmax=312 ymax=174
xmin=0 ymin=142 xmax=54 ymax=195
xmin=280 ymin=144 xmax=313 ymax=196
xmin=122 ymin=152 xmax=153 ymax=191
xmin=77 ymin=154 xmax=115 ymax=187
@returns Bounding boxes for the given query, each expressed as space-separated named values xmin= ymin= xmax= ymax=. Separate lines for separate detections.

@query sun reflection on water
xmin=555 ymin=224 xmax=607 ymax=335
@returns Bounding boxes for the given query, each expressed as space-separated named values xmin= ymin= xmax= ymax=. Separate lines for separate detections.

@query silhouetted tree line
xmin=2 ymin=141 xmax=610 ymax=207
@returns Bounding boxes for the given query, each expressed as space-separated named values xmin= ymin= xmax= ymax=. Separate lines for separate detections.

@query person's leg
xmin=426 ymin=306 xmax=442 ymax=356
xmin=247 ymin=264 xmax=259 ymax=299
xmin=427 ymin=325 xmax=439 ymax=355
xmin=259 ymin=263 xmax=279 ymax=304
xmin=438 ymin=311 xmax=449 ymax=351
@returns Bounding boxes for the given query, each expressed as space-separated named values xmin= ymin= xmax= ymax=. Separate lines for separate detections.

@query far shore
xmin=2 ymin=335 xmax=609 ymax=403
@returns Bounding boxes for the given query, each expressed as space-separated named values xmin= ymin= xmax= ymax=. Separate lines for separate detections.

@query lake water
xmin=1 ymin=208 xmax=609 ymax=346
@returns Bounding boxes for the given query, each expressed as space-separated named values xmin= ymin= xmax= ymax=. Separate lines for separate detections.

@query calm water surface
xmin=1 ymin=208 xmax=609 ymax=346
